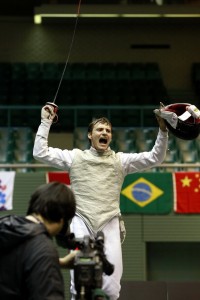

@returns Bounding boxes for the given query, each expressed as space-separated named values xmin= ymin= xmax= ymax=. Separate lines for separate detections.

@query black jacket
xmin=0 ymin=215 xmax=65 ymax=300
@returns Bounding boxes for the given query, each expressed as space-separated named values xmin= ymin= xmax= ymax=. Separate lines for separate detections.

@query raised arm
xmin=121 ymin=113 xmax=168 ymax=175
xmin=33 ymin=105 xmax=74 ymax=170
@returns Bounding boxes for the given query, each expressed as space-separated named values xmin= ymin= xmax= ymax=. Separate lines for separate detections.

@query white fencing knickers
xmin=70 ymin=215 xmax=123 ymax=300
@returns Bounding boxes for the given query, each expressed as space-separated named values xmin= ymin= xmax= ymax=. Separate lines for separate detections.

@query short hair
xmin=87 ymin=117 xmax=112 ymax=134
xmin=26 ymin=182 xmax=76 ymax=223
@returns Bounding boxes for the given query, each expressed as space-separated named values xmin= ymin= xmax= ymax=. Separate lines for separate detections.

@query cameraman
xmin=0 ymin=182 xmax=76 ymax=300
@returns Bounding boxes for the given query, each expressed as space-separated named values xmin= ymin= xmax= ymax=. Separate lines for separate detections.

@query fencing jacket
xmin=70 ymin=148 xmax=124 ymax=232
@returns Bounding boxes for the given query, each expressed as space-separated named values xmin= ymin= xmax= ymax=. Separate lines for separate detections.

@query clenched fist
xmin=41 ymin=105 xmax=56 ymax=121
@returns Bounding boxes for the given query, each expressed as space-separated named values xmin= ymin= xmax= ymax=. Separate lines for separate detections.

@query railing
xmin=0 ymin=163 xmax=200 ymax=171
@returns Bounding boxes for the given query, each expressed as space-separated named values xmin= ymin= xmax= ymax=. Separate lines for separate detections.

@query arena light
xmin=34 ymin=13 xmax=200 ymax=24
xmin=122 ymin=14 xmax=161 ymax=18
xmin=34 ymin=15 xmax=42 ymax=24
xmin=34 ymin=13 xmax=121 ymax=24
xmin=165 ymin=14 xmax=200 ymax=18
xmin=34 ymin=4 xmax=200 ymax=24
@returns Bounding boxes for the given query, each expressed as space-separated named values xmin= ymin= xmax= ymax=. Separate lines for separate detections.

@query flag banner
xmin=46 ymin=171 xmax=71 ymax=187
xmin=0 ymin=172 xmax=16 ymax=211
xmin=173 ymin=172 xmax=200 ymax=213
xmin=120 ymin=173 xmax=173 ymax=214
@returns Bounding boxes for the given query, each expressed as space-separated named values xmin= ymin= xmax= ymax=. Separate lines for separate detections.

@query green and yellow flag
xmin=120 ymin=173 xmax=173 ymax=214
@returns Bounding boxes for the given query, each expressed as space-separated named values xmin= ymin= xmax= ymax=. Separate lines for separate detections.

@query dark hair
xmin=26 ymin=182 xmax=76 ymax=222
xmin=87 ymin=117 xmax=112 ymax=134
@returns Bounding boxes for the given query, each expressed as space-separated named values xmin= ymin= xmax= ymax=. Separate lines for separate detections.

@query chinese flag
xmin=173 ymin=172 xmax=200 ymax=213
xmin=46 ymin=171 xmax=70 ymax=186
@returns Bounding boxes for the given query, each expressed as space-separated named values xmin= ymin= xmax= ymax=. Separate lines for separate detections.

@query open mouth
xmin=99 ymin=137 xmax=108 ymax=144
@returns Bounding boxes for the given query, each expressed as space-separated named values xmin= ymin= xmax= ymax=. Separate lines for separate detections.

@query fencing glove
xmin=41 ymin=104 xmax=56 ymax=121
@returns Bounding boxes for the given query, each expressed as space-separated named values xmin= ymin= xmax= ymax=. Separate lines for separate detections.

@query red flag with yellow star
xmin=173 ymin=172 xmax=200 ymax=213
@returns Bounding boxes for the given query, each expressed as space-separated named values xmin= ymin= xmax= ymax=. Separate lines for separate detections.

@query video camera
xmin=56 ymin=230 xmax=114 ymax=300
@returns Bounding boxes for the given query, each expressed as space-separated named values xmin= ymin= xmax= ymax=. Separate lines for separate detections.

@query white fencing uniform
xmin=33 ymin=119 xmax=168 ymax=300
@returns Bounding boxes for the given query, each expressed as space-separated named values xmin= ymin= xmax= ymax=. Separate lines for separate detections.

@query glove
xmin=154 ymin=108 xmax=178 ymax=129
xmin=41 ymin=104 xmax=56 ymax=121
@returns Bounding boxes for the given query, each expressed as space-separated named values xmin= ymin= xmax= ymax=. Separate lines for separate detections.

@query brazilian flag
xmin=120 ymin=173 xmax=173 ymax=214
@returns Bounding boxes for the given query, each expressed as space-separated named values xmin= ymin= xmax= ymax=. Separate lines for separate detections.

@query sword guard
xmin=46 ymin=102 xmax=58 ymax=113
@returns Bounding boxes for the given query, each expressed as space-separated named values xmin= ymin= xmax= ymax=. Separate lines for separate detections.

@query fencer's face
xmin=88 ymin=122 xmax=112 ymax=152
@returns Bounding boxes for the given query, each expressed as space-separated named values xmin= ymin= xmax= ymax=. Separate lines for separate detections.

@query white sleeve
xmin=33 ymin=120 xmax=75 ymax=171
xmin=120 ymin=129 xmax=168 ymax=175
